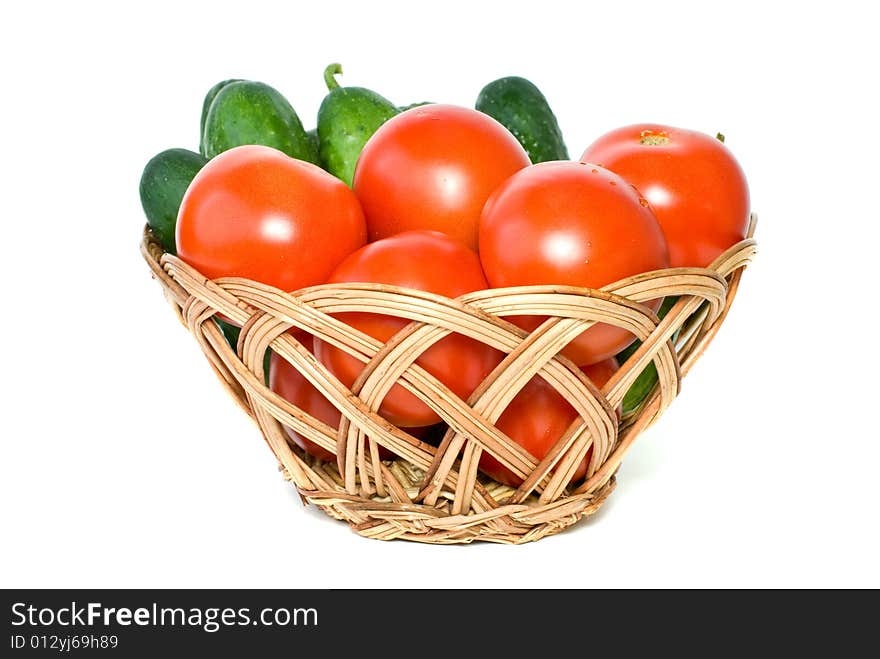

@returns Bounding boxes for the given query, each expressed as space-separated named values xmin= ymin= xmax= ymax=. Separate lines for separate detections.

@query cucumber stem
xmin=324 ymin=63 xmax=343 ymax=91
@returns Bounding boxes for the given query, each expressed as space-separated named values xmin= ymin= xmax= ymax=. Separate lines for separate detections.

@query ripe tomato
xmin=581 ymin=124 xmax=750 ymax=268
xmin=479 ymin=358 xmax=619 ymax=488
xmin=313 ymin=231 xmax=502 ymax=427
xmin=479 ymin=161 xmax=669 ymax=365
xmin=352 ymin=104 xmax=530 ymax=250
xmin=177 ymin=144 xmax=366 ymax=291
xmin=269 ymin=337 xmax=434 ymax=461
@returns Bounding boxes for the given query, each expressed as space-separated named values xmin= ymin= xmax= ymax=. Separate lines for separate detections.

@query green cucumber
xmin=475 ymin=76 xmax=568 ymax=163
xmin=317 ymin=63 xmax=399 ymax=187
xmin=617 ymin=296 xmax=680 ymax=416
xmin=139 ymin=148 xmax=207 ymax=254
xmin=203 ymin=80 xmax=316 ymax=163
xmin=199 ymin=79 xmax=243 ymax=157
xmin=306 ymin=127 xmax=320 ymax=166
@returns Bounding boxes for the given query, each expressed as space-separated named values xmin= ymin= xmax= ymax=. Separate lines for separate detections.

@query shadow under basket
xmin=141 ymin=215 xmax=757 ymax=544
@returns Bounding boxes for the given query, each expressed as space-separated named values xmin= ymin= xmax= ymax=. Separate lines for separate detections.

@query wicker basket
xmin=141 ymin=214 xmax=756 ymax=544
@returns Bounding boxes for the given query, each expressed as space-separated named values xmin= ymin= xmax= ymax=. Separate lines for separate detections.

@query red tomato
xmin=352 ymin=104 xmax=530 ymax=250
xmin=479 ymin=161 xmax=669 ymax=365
xmin=269 ymin=337 xmax=433 ymax=461
xmin=313 ymin=231 xmax=502 ymax=427
xmin=479 ymin=358 xmax=619 ymax=488
xmin=177 ymin=145 xmax=366 ymax=291
xmin=581 ymin=124 xmax=750 ymax=268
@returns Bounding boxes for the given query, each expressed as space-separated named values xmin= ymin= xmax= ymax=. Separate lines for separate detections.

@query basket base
xmin=284 ymin=458 xmax=617 ymax=544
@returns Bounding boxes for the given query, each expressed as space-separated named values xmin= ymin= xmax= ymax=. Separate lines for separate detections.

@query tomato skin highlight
xmin=352 ymin=104 xmax=531 ymax=250
xmin=581 ymin=124 xmax=750 ymax=268
xmin=313 ymin=231 xmax=502 ymax=427
xmin=479 ymin=358 xmax=619 ymax=488
xmin=177 ymin=144 xmax=367 ymax=291
xmin=478 ymin=161 xmax=669 ymax=365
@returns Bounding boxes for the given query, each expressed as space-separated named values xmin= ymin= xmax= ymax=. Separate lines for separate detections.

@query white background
xmin=1 ymin=0 xmax=877 ymax=588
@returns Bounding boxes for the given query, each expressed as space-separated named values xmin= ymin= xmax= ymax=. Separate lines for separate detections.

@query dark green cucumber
xmin=617 ymin=296 xmax=680 ymax=416
xmin=317 ymin=63 xmax=399 ymax=187
xmin=199 ymin=79 xmax=243 ymax=157
xmin=139 ymin=148 xmax=207 ymax=254
xmin=306 ymin=127 xmax=320 ymax=165
xmin=203 ymin=80 xmax=316 ymax=163
xmin=475 ymin=76 xmax=568 ymax=163
xmin=215 ymin=318 xmax=271 ymax=386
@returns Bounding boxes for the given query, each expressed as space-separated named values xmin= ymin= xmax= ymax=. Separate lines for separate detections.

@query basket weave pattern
xmin=141 ymin=215 xmax=756 ymax=544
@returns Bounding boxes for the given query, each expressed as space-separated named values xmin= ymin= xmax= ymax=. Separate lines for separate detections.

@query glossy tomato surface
xmin=177 ymin=145 xmax=366 ymax=291
xmin=313 ymin=231 xmax=502 ymax=427
xmin=581 ymin=124 xmax=750 ymax=268
xmin=352 ymin=104 xmax=530 ymax=250
xmin=479 ymin=161 xmax=669 ymax=365
xmin=479 ymin=358 xmax=619 ymax=488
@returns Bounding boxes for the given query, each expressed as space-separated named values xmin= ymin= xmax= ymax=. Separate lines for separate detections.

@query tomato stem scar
xmin=639 ymin=130 xmax=670 ymax=146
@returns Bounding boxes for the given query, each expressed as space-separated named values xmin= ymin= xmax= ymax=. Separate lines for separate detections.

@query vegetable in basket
xmin=202 ymin=80 xmax=318 ymax=164
xmin=475 ymin=75 xmax=568 ymax=163
xmin=198 ymin=78 xmax=243 ymax=157
xmin=175 ymin=144 xmax=366 ymax=292
xmin=317 ymin=63 xmax=399 ymax=187
xmin=352 ymin=104 xmax=530 ymax=250
xmin=478 ymin=160 xmax=670 ymax=365
xmin=139 ymin=148 xmax=207 ymax=255
xmin=312 ymin=230 xmax=503 ymax=428
xmin=480 ymin=358 xmax=619 ymax=488
xmin=581 ymin=124 xmax=750 ymax=268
